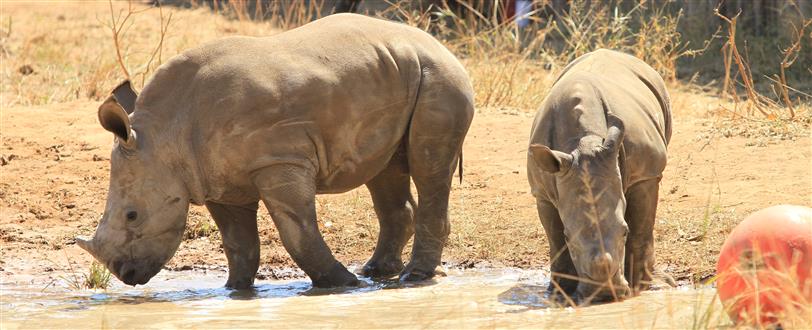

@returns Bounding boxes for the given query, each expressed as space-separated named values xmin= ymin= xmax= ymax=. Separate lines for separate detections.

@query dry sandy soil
xmin=0 ymin=2 xmax=810 ymax=288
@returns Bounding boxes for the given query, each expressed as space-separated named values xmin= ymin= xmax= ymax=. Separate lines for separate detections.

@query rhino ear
xmin=98 ymin=95 xmax=135 ymax=148
xmin=112 ymin=80 xmax=137 ymax=114
xmin=529 ymin=144 xmax=573 ymax=174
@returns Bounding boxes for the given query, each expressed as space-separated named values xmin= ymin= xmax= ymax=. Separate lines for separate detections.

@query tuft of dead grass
xmin=377 ymin=0 xmax=698 ymax=110
xmin=184 ymin=211 xmax=219 ymax=240
xmin=0 ymin=2 xmax=279 ymax=107
xmin=715 ymin=6 xmax=812 ymax=121
xmin=62 ymin=260 xmax=111 ymax=290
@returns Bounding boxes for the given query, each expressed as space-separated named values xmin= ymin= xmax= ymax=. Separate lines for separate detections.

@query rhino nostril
xmin=119 ymin=263 xmax=138 ymax=285
xmin=594 ymin=252 xmax=612 ymax=266
xmin=590 ymin=253 xmax=614 ymax=278
xmin=111 ymin=260 xmax=124 ymax=276
xmin=122 ymin=268 xmax=136 ymax=283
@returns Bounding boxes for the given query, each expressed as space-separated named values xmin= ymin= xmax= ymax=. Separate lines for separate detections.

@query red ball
xmin=716 ymin=205 xmax=812 ymax=326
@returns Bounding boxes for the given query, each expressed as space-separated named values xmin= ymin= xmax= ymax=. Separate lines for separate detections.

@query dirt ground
xmin=1 ymin=90 xmax=809 ymax=285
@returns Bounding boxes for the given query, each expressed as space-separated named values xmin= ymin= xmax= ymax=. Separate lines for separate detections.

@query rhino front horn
xmin=75 ymin=236 xmax=100 ymax=259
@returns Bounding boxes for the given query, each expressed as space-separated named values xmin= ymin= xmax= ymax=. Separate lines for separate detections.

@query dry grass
xmin=184 ymin=209 xmax=219 ymax=240
xmin=61 ymin=260 xmax=111 ymax=290
xmin=379 ymin=0 xmax=701 ymax=110
xmin=0 ymin=2 xmax=279 ymax=107
xmin=717 ymin=250 xmax=812 ymax=328
xmin=2 ymin=1 xmax=807 ymax=116
xmin=715 ymin=7 xmax=812 ymax=121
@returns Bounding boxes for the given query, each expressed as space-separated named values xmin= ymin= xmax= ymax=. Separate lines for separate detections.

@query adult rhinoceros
xmin=527 ymin=49 xmax=672 ymax=303
xmin=77 ymin=13 xmax=474 ymax=289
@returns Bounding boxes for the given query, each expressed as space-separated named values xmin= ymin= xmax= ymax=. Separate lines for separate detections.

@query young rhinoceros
xmin=527 ymin=49 xmax=672 ymax=303
xmin=77 ymin=13 xmax=474 ymax=289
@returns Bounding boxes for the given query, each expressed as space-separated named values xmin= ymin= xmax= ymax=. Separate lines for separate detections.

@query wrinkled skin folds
xmin=78 ymin=86 xmax=190 ymax=286
xmin=78 ymin=14 xmax=474 ymax=289
xmin=527 ymin=49 xmax=672 ymax=304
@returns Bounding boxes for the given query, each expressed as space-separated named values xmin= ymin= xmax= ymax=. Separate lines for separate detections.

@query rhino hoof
xmin=399 ymin=268 xmax=435 ymax=282
xmin=652 ymin=269 xmax=677 ymax=288
xmin=225 ymin=278 xmax=255 ymax=290
xmin=360 ymin=260 xmax=404 ymax=278
xmin=312 ymin=264 xmax=362 ymax=288
xmin=312 ymin=276 xmax=362 ymax=288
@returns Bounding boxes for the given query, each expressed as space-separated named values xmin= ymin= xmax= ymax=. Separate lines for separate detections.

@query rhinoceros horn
xmin=75 ymin=236 xmax=102 ymax=262
xmin=602 ymin=113 xmax=625 ymax=154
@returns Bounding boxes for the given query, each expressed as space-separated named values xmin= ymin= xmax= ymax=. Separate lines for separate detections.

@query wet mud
xmin=1 ymin=268 xmax=728 ymax=329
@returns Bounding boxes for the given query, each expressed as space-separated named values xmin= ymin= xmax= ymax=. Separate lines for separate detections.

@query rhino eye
xmin=126 ymin=211 xmax=138 ymax=221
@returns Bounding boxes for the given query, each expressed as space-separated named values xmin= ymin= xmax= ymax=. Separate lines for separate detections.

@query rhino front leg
xmin=253 ymin=166 xmax=360 ymax=288
xmin=624 ymin=179 xmax=660 ymax=293
xmin=206 ymin=201 xmax=260 ymax=290
xmin=361 ymin=156 xmax=415 ymax=278
xmin=537 ymin=200 xmax=579 ymax=296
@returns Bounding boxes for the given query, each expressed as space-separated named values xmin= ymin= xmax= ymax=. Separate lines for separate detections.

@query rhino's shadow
xmin=498 ymin=283 xmax=629 ymax=312
xmin=497 ymin=284 xmax=562 ymax=310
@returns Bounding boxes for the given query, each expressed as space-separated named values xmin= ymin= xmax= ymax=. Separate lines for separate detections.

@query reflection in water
xmin=498 ymin=284 xmax=560 ymax=308
xmin=1 ymin=268 xmax=729 ymax=329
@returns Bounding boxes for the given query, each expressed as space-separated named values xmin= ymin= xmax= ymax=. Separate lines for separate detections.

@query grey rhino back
xmin=140 ymin=13 xmax=464 ymax=119
xmin=133 ymin=13 xmax=472 ymax=201
xmin=549 ymin=49 xmax=671 ymax=146
xmin=529 ymin=49 xmax=671 ymax=197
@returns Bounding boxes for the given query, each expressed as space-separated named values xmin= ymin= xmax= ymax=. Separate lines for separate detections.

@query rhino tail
xmin=458 ymin=150 xmax=463 ymax=184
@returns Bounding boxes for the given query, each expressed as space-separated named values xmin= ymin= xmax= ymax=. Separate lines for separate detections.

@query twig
xmin=107 ymin=0 xmax=137 ymax=79
xmin=715 ymin=8 xmax=771 ymax=118
xmin=108 ymin=2 xmax=129 ymax=78
xmin=777 ymin=17 xmax=811 ymax=119
xmin=764 ymin=74 xmax=812 ymax=99
xmin=139 ymin=3 xmax=173 ymax=86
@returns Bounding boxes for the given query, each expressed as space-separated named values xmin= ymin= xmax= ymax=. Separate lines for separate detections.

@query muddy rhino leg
xmin=400 ymin=88 xmax=473 ymax=282
xmin=206 ymin=201 xmax=260 ymax=290
xmin=536 ymin=200 xmax=578 ymax=296
xmin=361 ymin=155 xmax=416 ymax=278
xmin=253 ymin=166 xmax=359 ymax=288
xmin=400 ymin=166 xmax=453 ymax=282
xmin=624 ymin=179 xmax=659 ymax=293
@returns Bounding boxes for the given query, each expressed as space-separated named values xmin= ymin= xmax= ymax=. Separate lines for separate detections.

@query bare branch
xmin=108 ymin=0 xmax=132 ymax=78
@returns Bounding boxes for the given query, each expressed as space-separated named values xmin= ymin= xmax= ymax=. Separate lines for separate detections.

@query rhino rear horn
xmin=602 ymin=113 xmax=625 ymax=153
xmin=529 ymin=144 xmax=573 ymax=174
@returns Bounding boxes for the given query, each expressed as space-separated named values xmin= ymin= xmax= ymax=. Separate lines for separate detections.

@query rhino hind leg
xmin=206 ymin=201 xmax=260 ymax=290
xmin=400 ymin=166 xmax=454 ymax=282
xmin=361 ymin=152 xmax=416 ymax=278
xmin=624 ymin=178 xmax=661 ymax=293
xmin=400 ymin=84 xmax=474 ymax=282
xmin=254 ymin=165 xmax=360 ymax=288
xmin=536 ymin=200 xmax=579 ymax=296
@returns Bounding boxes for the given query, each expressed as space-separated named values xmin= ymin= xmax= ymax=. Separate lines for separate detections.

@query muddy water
xmin=2 ymin=269 xmax=727 ymax=329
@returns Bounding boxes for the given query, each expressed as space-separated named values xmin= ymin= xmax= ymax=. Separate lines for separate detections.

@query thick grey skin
xmin=77 ymin=13 xmax=474 ymax=289
xmin=527 ymin=49 xmax=672 ymax=303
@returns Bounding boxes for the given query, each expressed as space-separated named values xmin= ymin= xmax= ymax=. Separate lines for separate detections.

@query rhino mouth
xmin=110 ymin=258 xmax=163 ymax=286
xmin=575 ymin=281 xmax=630 ymax=304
